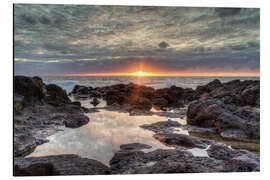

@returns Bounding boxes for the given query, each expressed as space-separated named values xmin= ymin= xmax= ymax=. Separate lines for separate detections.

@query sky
xmin=14 ymin=4 xmax=260 ymax=76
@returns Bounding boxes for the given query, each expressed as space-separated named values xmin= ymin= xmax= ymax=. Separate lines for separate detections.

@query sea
xmin=41 ymin=76 xmax=259 ymax=93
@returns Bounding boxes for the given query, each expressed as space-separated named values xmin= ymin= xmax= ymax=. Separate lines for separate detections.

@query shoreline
xmin=14 ymin=75 xmax=260 ymax=175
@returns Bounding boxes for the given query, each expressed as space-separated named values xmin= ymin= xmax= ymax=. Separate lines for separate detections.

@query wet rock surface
xmin=14 ymin=77 xmax=260 ymax=175
xmin=70 ymin=83 xmax=198 ymax=112
xmin=187 ymin=98 xmax=260 ymax=140
xmin=14 ymin=154 xmax=110 ymax=176
xmin=197 ymin=79 xmax=260 ymax=107
xmin=110 ymin=142 xmax=259 ymax=174
xmin=14 ymin=76 xmax=89 ymax=157
xmin=153 ymin=133 xmax=212 ymax=149
xmin=120 ymin=143 xmax=152 ymax=151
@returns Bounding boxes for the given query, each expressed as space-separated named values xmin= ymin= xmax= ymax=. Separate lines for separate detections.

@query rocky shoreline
xmin=14 ymin=76 xmax=260 ymax=175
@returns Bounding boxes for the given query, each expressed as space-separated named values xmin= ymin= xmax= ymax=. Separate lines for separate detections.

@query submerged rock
xmin=140 ymin=119 xmax=182 ymax=134
xmin=90 ymin=97 xmax=100 ymax=107
xmin=14 ymin=154 xmax=110 ymax=176
xmin=64 ymin=114 xmax=89 ymax=128
xmin=120 ymin=143 xmax=152 ymax=151
xmin=153 ymin=133 xmax=212 ymax=149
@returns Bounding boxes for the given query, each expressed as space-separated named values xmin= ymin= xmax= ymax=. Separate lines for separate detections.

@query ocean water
xmin=41 ymin=76 xmax=259 ymax=93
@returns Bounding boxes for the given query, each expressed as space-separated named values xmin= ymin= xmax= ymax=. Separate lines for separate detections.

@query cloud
xmin=14 ymin=5 xmax=260 ymax=76
xmin=215 ymin=8 xmax=241 ymax=18
xmin=39 ymin=16 xmax=51 ymax=25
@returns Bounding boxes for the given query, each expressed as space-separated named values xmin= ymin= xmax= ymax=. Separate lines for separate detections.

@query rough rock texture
xmin=153 ymin=133 xmax=212 ymax=149
xmin=187 ymin=99 xmax=260 ymax=139
xmin=64 ymin=114 xmax=89 ymax=128
xmin=14 ymin=76 xmax=45 ymax=104
xmin=90 ymin=97 xmax=100 ymax=107
xmin=45 ymin=84 xmax=71 ymax=106
xmin=14 ymin=154 xmax=110 ymax=176
xmin=14 ymin=76 xmax=89 ymax=157
xmin=140 ymin=119 xmax=182 ymax=133
xmin=196 ymin=79 xmax=223 ymax=95
xmin=196 ymin=79 xmax=260 ymax=107
xmin=120 ymin=143 xmax=152 ymax=151
xmin=110 ymin=142 xmax=259 ymax=174
xmin=70 ymin=83 xmax=198 ymax=110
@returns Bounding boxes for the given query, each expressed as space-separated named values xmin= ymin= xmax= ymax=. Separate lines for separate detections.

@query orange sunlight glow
xmin=132 ymin=71 xmax=156 ymax=77
xmin=57 ymin=70 xmax=259 ymax=77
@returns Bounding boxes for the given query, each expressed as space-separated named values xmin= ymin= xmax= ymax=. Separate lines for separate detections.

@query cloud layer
xmin=14 ymin=5 xmax=260 ymax=76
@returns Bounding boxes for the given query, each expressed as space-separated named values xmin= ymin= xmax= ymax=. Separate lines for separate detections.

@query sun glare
xmin=135 ymin=71 xmax=147 ymax=76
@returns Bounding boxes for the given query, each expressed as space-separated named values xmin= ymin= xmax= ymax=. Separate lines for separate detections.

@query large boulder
xmin=196 ymin=79 xmax=223 ymax=95
xmin=14 ymin=76 xmax=45 ymax=102
xmin=202 ymin=80 xmax=260 ymax=107
xmin=14 ymin=154 xmax=110 ymax=176
xmin=187 ymin=99 xmax=260 ymax=139
xmin=152 ymin=97 xmax=168 ymax=107
xmin=45 ymin=84 xmax=71 ymax=106
xmin=154 ymin=86 xmax=196 ymax=107
xmin=64 ymin=114 xmax=89 ymax=128
xmin=129 ymin=97 xmax=152 ymax=111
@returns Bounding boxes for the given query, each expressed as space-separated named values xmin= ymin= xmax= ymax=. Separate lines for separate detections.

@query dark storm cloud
xmin=159 ymin=41 xmax=169 ymax=48
xmin=14 ymin=4 xmax=260 ymax=75
xmin=215 ymin=8 xmax=241 ymax=18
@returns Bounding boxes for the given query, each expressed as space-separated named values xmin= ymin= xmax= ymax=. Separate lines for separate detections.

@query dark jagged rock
xmin=196 ymin=79 xmax=223 ymax=95
xmin=64 ymin=114 xmax=89 ymax=128
xmin=206 ymin=80 xmax=259 ymax=107
xmin=71 ymin=85 xmax=92 ymax=95
xmin=110 ymin=142 xmax=259 ymax=174
xmin=152 ymin=97 xmax=168 ymax=107
xmin=153 ymin=133 xmax=212 ymax=149
xmin=45 ymin=84 xmax=71 ymax=106
xmin=206 ymin=143 xmax=260 ymax=171
xmin=14 ymin=154 xmax=110 ymax=176
xmin=14 ymin=76 xmax=45 ymax=103
xmin=14 ymin=76 xmax=89 ymax=157
xmin=187 ymin=98 xmax=260 ymax=139
xmin=120 ymin=143 xmax=152 ymax=151
xmin=129 ymin=97 xmax=152 ymax=111
xmin=70 ymin=83 xmax=197 ymax=109
xmin=14 ymin=134 xmax=47 ymax=157
xmin=90 ymin=97 xmax=100 ymax=107
xmin=140 ymin=119 xmax=182 ymax=133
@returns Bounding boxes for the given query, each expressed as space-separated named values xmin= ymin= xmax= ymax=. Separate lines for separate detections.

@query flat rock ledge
xmin=14 ymin=154 xmax=110 ymax=176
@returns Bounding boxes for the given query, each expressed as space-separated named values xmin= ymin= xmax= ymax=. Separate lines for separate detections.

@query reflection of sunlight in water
xmin=27 ymin=98 xmax=180 ymax=165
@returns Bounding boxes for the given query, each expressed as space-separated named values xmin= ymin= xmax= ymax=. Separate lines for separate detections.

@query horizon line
xmin=36 ymin=72 xmax=260 ymax=77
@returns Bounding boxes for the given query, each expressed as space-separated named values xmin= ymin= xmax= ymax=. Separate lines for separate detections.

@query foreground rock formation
xmin=187 ymin=79 xmax=260 ymax=141
xmin=14 ymin=76 xmax=89 ymax=157
xmin=110 ymin=142 xmax=259 ymax=174
xmin=14 ymin=154 xmax=110 ymax=176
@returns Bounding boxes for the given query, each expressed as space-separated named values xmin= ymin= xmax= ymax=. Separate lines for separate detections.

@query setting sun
xmin=135 ymin=71 xmax=147 ymax=76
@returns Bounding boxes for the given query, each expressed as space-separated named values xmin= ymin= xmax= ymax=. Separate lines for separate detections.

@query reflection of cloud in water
xmin=28 ymin=99 xmax=179 ymax=165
